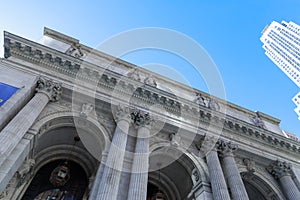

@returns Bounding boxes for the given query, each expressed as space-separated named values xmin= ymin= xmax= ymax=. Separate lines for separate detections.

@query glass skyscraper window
xmin=261 ymin=21 xmax=300 ymax=121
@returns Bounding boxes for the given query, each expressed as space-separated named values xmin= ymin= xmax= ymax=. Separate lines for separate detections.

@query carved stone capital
xmin=114 ymin=104 xmax=131 ymax=123
xmin=131 ymin=109 xmax=153 ymax=128
xmin=196 ymin=136 xmax=219 ymax=156
xmin=267 ymin=160 xmax=292 ymax=179
xmin=217 ymin=140 xmax=238 ymax=157
xmin=36 ymin=77 xmax=62 ymax=102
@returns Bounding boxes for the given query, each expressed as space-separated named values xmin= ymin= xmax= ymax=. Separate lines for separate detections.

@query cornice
xmin=3 ymin=31 xmax=300 ymax=157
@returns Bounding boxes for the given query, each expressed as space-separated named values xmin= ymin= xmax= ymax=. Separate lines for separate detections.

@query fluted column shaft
xmin=89 ymin=151 xmax=108 ymax=199
xmin=219 ymin=141 xmax=249 ymax=200
xmin=0 ymin=78 xmax=61 ymax=167
xmin=280 ymin=175 xmax=300 ymax=200
xmin=127 ymin=125 xmax=150 ymax=200
xmin=268 ymin=160 xmax=300 ymax=200
xmin=206 ymin=149 xmax=231 ymax=200
xmin=96 ymin=106 xmax=131 ymax=200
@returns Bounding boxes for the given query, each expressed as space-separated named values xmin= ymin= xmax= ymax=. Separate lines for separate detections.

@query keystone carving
xmin=243 ymin=158 xmax=255 ymax=173
xmin=169 ymin=133 xmax=181 ymax=146
xmin=80 ymin=103 xmax=94 ymax=118
xmin=267 ymin=160 xmax=292 ymax=179
xmin=36 ymin=77 xmax=62 ymax=101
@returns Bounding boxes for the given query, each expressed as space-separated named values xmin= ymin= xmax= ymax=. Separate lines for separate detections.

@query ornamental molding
xmin=4 ymin=31 xmax=300 ymax=156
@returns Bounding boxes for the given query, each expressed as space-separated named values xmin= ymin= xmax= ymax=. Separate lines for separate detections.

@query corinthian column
xmin=127 ymin=110 xmax=152 ymax=200
xmin=0 ymin=77 xmax=61 ymax=166
xmin=267 ymin=160 xmax=300 ymax=200
xmin=202 ymin=137 xmax=230 ymax=200
xmin=218 ymin=140 xmax=249 ymax=200
xmin=96 ymin=105 xmax=131 ymax=200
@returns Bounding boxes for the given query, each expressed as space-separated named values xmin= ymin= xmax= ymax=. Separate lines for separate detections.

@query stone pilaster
xmin=96 ymin=105 xmax=131 ymax=200
xmin=0 ymin=77 xmax=61 ymax=167
xmin=204 ymin=137 xmax=231 ymax=200
xmin=267 ymin=160 xmax=300 ymax=200
xmin=127 ymin=110 xmax=152 ymax=200
xmin=218 ymin=140 xmax=249 ymax=200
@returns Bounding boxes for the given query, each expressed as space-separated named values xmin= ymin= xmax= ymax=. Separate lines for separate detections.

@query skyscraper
xmin=261 ymin=20 xmax=300 ymax=120
xmin=260 ymin=20 xmax=300 ymax=87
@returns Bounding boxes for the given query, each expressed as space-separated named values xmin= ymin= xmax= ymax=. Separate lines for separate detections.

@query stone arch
xmin=15 ymin=111 xmax=114 ymax=199
xmin=31 ymin=110 xmax=111 ymax=146
xmin=31 ymin=111 xmax=112 ymax=161
xmin=240 ymin=170 xmax=286 ymax=200
xmin=148 ymin=142 xmax=211 ymax=199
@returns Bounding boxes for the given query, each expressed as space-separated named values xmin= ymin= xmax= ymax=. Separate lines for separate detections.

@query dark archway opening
xmin=22 ymin=160 xmax=88 ymax=200
xmin=147 ymin=182 xmax=168 ymax=200
xmin=243 ymin=179 xmax=266 ymax=200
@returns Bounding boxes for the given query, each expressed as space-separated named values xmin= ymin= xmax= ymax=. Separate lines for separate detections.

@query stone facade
xmin=0 ymin=28 xmax=299 ymax=200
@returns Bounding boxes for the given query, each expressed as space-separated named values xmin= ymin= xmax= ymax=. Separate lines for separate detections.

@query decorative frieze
xmin=4 ymin=32 xmax=300 ymax=157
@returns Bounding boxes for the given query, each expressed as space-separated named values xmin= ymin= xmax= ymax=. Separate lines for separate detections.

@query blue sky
xmin=1 ymin=1 xmax=300 ymax=136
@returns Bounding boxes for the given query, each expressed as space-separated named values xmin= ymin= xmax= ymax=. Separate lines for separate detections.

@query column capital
xmin=113 ymin=104 xmax=132 ymax=123
xmin=36 ymin=77 xmax=62 ymax=102
xmin=267 ymin=160 xmax=292 ymax=179
xmin=217 ymin=140 xmax=238 ymax=157
xmin=130 ymin=109 xmax=153 ymax=129
xmin=196 ymin=136 xmax=219 ymax=156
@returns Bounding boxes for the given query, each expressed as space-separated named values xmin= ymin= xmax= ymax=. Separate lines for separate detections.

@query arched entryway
xmin=241 ymin=172 xmax=283 ymax=200
xmin=147 ymin=146 xmax=209 ymax=200
xmin=22 ymin=160 xmax=88 ymax=200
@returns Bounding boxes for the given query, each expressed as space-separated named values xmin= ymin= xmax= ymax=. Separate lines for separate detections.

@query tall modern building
xmin=260 ymin=20 xmax=300 ymax=122
xmin=1 ymin=28 xmax=300 ymax=200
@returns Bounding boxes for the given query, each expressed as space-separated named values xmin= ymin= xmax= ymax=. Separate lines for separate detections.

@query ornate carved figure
xmin=66 ymin=45 xmax=84 ymax=58
xmin=243 ymin=158 xmax=255 ymax=173
xmin=169 ymin=133 xmax=181 ymax=146
xmin=144 ymin=75 xmax=157 ymax=87
xmin=80 ymin=103 xmax=94 ymax=118
xmin=194 ymin=93 xmax=206 ymax=107
xmin=191 ymin=168 xmax=201 ymax=186
xmin=251 ymin=114 xmax=265 ymax=129
xmin=17 ymin=159 xmax=35 ymax=186
xmin=207 ymin=98 xmax=220 ymax=111
xmin=36 ymin=77 xmax=62 ymax=101
xmin=126 ymin=69 xmax=141 ymax=81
